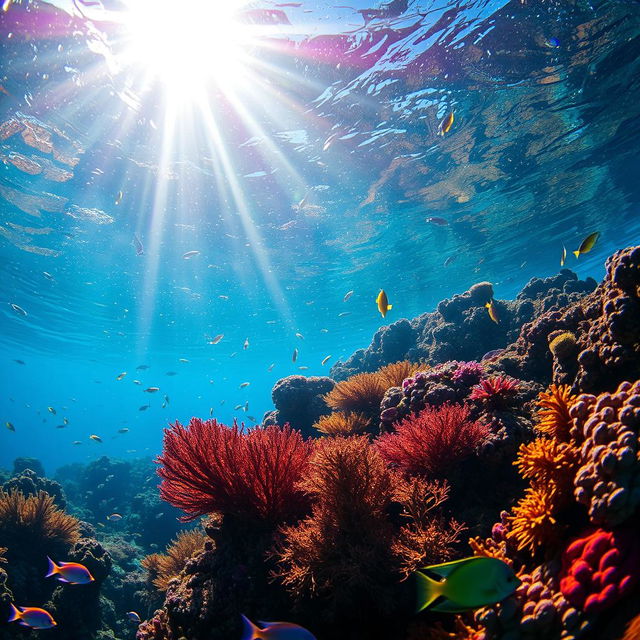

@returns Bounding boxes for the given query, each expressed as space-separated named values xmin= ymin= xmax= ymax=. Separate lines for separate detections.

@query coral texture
xmin=2 ymin=468 xmax=67 ymax=509
xmin=312 ymin=410 xmax=370 ymax=435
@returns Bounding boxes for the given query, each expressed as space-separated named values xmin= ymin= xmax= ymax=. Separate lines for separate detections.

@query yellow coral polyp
xmin=548 ymin=331 xmax=578 ymax=360
xmin=506 ymin=486 xmax=560 ymax=553
xmin=535 ymin=384 xmax=576 ymax=441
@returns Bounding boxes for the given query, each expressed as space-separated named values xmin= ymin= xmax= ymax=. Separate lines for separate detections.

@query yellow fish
xmin=376 ymin=290 xmax=392 ymax=318
xmin=438 ymin=112 xmax=454 ymax=136
xmin=573 ymin=232 xmax=600 ymax=258
xmin=416 ymin=556 xmax=519 ymax=613
xmin=89 ymin=434 xmax=103 ymax=443
xmin=485 ymin=299 xmax=500 ymax=324
xmin=560 ymin=245 xmax=567 ymax=267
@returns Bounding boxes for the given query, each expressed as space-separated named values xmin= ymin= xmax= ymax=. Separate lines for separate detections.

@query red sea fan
xmin=157 ymin=418 xmax=312 ymax=524
xmin=469 ymin=375 xmax=520 ymax=404
xmin=375 ymin=403 xmax=489 ymax=477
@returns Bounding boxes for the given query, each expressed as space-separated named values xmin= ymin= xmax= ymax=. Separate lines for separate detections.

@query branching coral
xmin=0 ymin=490 xmax=80 ymax=561
xmin=323 ymin=371 xmax=390 ymax=415
xmin=570 ymin=380 xmax=640 ymax=526
xmin=506 ymin=486 xmax=562 ymax=554
xmin=468 ymin=375 xmax=520 ymax=406
xmin=312 ymin=411 xmax=370 ymax=436
xmin=142 ymin=529 xmax=208 ymax=591
xmin=376 ymin=403 xmax=489 ymax=477
xmin=536 ymin=384 xmax=576 ymax=441
xmin=157 ymin=419 xmax=312 ymax=524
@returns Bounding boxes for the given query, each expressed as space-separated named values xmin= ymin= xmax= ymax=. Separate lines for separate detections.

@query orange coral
xmin=515 ymin=437 xmax=580 ymax=499
xmin=535 ymin=384 xmax=576 ymax=441
xmin=0 ymin=490 xmax=80 ymax=561
xmin=622 ymin=613 xmax=640 ymax=640
xmin=142 ymin=529 xmax=208 ymax=591
xmin=376 ymin=360 xmax=423 ymax=388
xmin=506 ymin=486 xmax=562 ymax=553
xmin=313 ymin=411 xmax=370 ymax=436
xmin=468 ymin=535 xmax=512 ymax=567
xmin=323 ymin=372 xmax=390 ymax=415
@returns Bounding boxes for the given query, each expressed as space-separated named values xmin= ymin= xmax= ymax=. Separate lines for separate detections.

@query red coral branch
xmin=156 ymin=419 xmax=312 ymax=524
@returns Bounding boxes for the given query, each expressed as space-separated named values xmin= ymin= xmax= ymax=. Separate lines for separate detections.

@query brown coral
xmin=506 ymin=486 xmax=562 ymax=554
xmin=376 ymin=360 xmax=423 ymax=388
xmin=312 ymin=411 xmax=370 ymax=436
xmin=142 ymin=529 xmax=208 ymax=591
xmin=0 ymin=490 xmax=80 ymax=561
xmin=536 ymin=384 xmax=576 ymax=441
xmin=323 ymin=371 xmax=390 ymax=415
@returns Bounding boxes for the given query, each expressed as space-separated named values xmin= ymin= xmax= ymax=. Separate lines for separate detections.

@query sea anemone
xmin=514 ymin=437 xmax=580 ymax=500
xmin=535 ymin=384 xmax=576 ymax=442
xmin=313 ymin=411 xmax=370 ymax=436
xmin=0 ymin=490 xmax=80 ymax=561
xmin=548 ymin=331 xmax=578 ymax=361
xmin=468 ymin=375 xmax=520 ymax=405
xmin=506 ymin=486 xmax=562 ymax=554
xmin=376 ymin=403 xmax=489 ymax=478
xmin=142 ymin=529 xmax=208 ymax=591
xmin=157 ymin=419 xmax=312 ymax=525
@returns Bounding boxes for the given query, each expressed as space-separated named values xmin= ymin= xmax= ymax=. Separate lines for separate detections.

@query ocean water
xmin=1 ymin=0 xmax=640 ymax=474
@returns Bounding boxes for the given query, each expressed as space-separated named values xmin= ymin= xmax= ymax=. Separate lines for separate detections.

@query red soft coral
xmin=157 ymin=418 xmax=312 ymax=524
xmin=469 ymin=375 xmax=520 ymax=406
xmin=375 ymin=403 xmax=488 ymax=477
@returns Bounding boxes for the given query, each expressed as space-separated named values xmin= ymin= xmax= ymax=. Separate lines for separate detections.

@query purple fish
xmin=8 ymin=603 xmax=56 ymax=629
xmin=241 ymin=615 xmax=316 ymax=640
xmin=46 ymin=557 xmax=94 ymax=584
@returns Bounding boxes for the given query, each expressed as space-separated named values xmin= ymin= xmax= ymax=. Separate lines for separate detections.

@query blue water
xmin=1 ymin=0 xmax=640 ymax=472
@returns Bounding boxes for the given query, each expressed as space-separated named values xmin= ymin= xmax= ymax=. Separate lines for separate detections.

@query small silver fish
xmin=239 ymin=382 xmax=250 ymax=388
xmin=10 ymin=303 xmax=27 ymax=317
xmin=321 ymin=355 xmax=332 ymax=366
xmin=209 ymin=334 xmax=224 ymax=345
xmin=115 ymin=190 xmax=123 ymax=205
xmin=182 ymin=250 xmax=200 ymax=259
xmin=268 ymin=363 xmax=275 ymax=372
xmin=295 ymin=332 xmax=304 ymax=340
xmin=343 ymin=290 xmax=354 ymax=302
xmin=243 ymin=337 xmax=250 ymax=349
xmin=292 ymin=348 xmax=298 ymax=363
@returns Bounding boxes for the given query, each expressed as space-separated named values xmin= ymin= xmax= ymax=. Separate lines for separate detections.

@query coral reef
xmin=157 ymin=419 xmax=312 ymax=524
xmin=12 ymin=457 xmax=46 ymax=477
xmin=3 ymin=468 xmax=67 ymax=509
xmin=312 ymin=410 xmax=370 ymax=435
xmin=263 ymin=375 xmax=335 ymax=436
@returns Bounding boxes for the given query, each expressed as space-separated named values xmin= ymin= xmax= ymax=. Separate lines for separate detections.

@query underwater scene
xmin=1 ymin=0 xmax=640 ymax=638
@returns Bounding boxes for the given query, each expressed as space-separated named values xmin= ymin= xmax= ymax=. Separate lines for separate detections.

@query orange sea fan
xmin=142 ymin=529 xmax=208 ymax=591
xmin=376 ymin=360 xmax=423 ymax=389
xmin=313 ymin=411 xmax=370 ymax=436
xmin=506 ymin=486 xmax=562 ymax=554
xmin=536 ymin=384 xmax=576 ymax=442
xmin=323 ymin=372 xmax=389 ymax=415
xmin=622 ymin=612 xmax=640 ymax=640
xmin=515 ymin=437 xmax=580 ymax=499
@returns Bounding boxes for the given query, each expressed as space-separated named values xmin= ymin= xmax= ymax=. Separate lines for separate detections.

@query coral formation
xmin=157 ymin=419 xmax=312 ymax=524
xmin=2 ymin=468 xmax=67 ymax=509
xmin=468 ymin=375 xmax=520 ymax=407
xmin=323 ymin=370 xmax=390 ymax=416
xmin=376 ymin=403 xmax=488 ymax=478
xmin=312 ymin=410 xmax=370 ymax=435
xmin=535 ymin=384 xmax=576 ymax=441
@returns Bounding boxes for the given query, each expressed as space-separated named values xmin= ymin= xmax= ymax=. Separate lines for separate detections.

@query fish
xmin=48 ymin=407 xmax=56 ymax=415
xmin=162 ymin=402 xmax=167 ymax=409
xmin=426 ymin=216 xmax=449 ymax=226
xmin=438 ymin=111 xmax=455 ymax=136
xmin=137 ymin=364 xmax=150 ymax=370
xmin=46 ymin=557 xmax=95 ymax=584
xmin=243 ymin=338 xmax=250 ymax=349
xmin=133 ymin=380 xmax=141 ymax=385
xmin=209 ymin=334 xmax=224 ymax=345
xmin=241 ymin=614 xmax=316 ymax=640
xmin=117 ymin=427 xmax=130 ymax=434
xmin=234 ymin=404 xmax=243 ymax=410
xmin=63 ymin=417 xmax=69 ymax=424
xmin=292 ymin=348 xmax=298 ymax=363
xmin=133 ymin=233 xmax=144 ymax=256
xmin=7 ymin=604 xmax=56 ymax=629
xmin=376 ymin=290 xmax=392 ymax=318
xmin=90 ymin=434 xmax=103 ymax=443
xmin=5 ymin=422 xmax=15 ymax=432
xmin=415 ymin=556 xmax=519 ymax=613
xmin=338 ymin=312 xmax=351 ymax=317
xmin=485 ymin=299 xmax=500 ymax=324
xmin=139 ymin=404 xmax=150 ymax=411
xmin=560 ymin=245 xmax=567 ymax=267
xmin=239 ymin=382 xmax=250 ymax=388
xmin=320 ymin=328 xmax=329 ymax=333
xmin=244 ymin=401 xmax=249 ymax=411
xmin=209 ymin=407 xmax=214 ymax=416
xmin=298 ymin=366 xmax=309 ymax=370
xmin=116 ymin=372 xmax=127 ymax=381
xmin=247 ymin=415 xmax=256 ymax=422
xmin=115 ymin=190 xmax=123 ymax=205
xmin=10 ymin=303 xmax=27 ymax=317
xmin=43 ymin=271 xmax=55 ymax=281
xmin=144 ymin=387 xmax=160 ymax=393
xmin=126 ymin=611 xmax=141 ymax=623
xmin=166 ymin=371 xmax=177 ymax=376
xmin=295 ymin=332 xmax=304 ymax=340
xmin=183 ymin=250 xmax=200 ymax=259
xmin=481 ymin=349 xmax=503 ymax=362
xmin=107 ymin=513 xmax=123 ymax=521
xmin=573 ymin=232 xmax=600 ymax=258
xmin=55 ymin=424 xmax=66 ymax=429
xmin=443 ymin=255 xmax=457 ymax=267
xmin=322 ymin=132 xmax=338 ymax=151
xmin=268 ymin=363 xmax=275 ymax=371
xmin=179 ymin=358 xmax=190 ymax=363
xmin=164 ymin=394 xmax=170 ymax=404
xmin=343 ymin=290 xmax=354 ymax=302
xmin=14 ymin=359 xmax=26 ymax=365
xmin=73 ymin=440 xmax=82 ymax=445
xmin=321 ymin=355 xmax=332 ymax=366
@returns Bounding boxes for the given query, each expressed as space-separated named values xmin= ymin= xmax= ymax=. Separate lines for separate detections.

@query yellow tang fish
xmin=485 ymin=299 xmax=500 ymax=324
xmin=376 ymin=290 xmax=392 ymax=318
xmin=573 ymin=232 xmax=600 ymax=258
xmin=438 ymin=112 xmax=454 ymax=136
xmin=415 ymin=556 xmax=519 ymax=613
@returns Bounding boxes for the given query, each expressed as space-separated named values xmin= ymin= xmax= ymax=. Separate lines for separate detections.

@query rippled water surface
xmin=1 ymin=0 xmax=640 ymax=469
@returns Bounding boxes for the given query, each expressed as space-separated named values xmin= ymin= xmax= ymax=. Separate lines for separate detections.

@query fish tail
xmin=387 ymin=304 xmax=393 ymax=310
xmin=7 ymin=603 xmax=22 ymax=622
xmin=240 ymin=614 xmax=261 ymax=640
xmin=573 ymin=250 xmax=580 ymax=258
xmin=415 ymin=571 xmax=443 ymax=613
xmin=46 ymin=556 xmax=58 ymax=577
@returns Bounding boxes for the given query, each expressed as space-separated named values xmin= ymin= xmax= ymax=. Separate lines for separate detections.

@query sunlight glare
xmin=123 ymin=0 xmax=250 ymax=98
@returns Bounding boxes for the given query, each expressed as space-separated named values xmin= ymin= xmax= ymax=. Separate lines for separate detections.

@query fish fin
xmin=387 ymin=304 xmax=392 ymax=310
xmin=56 ymin=578 xmax=70 ymax=583
xmin=415 ymin=571 xmax=444 ymax=613
xmin=420 ymin=557 xmax=470 ymax=579
xmin=431 ymin=598 xmax=473 ymax=613
xmin=240 ymin=614 xmax=262 ymax=640
xmin=7 ymin=603 xmax=22 ymax=622
xmin=573 ymin=250 xmax=580 ymax=258
xmin=46 ymin=556 xmax=58 ymax=577
xmin=18 ymin=621 xmax=31 ymax=627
